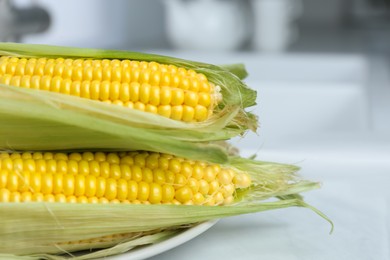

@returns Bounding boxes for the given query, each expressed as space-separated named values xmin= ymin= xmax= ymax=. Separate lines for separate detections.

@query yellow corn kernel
xmin=217 ymin=169 xmax=233 ymax=185
xmin=192 ymin=163 xmax=204 ymax=180
xmin=171 ymin=88 xmax=184 ymax=105
xmin=150 ymin=70 xmax=161 ymax=85
xmin=142 ymin=168 xmax=153 ymax=183
xmin=70 ymin=81 xmax=81 ymax=96
xmin=0 ymin=74 xmax=12 ymax=84
xmin=0 ymin=188 xmax=10 ymax=202
xmin=161 ymin=71 xmax=172 ymax=86
xmin=83 ymin=66 xmax=93 ymax=81
xmin=99 ymin=81 xmax=111 ymax=101
xmin=222 ymin=183 xmax=235 ymax=197
xmin=182 ymin=106 xmax=195 ymax=122
xmin=21 ymin=191 xmax=33 ymax=202
xmin=10 ymin=191 xmax=21 ymax=202
xmin=122 ymin=67 xmax=132 ymax=83
xmin=162 ymin=184 xmax=175 ymax=203
xmin=198 ymin=92 xmax=211 ymax=107
xmin=20 ymin=75 xmax=31 ymax=88
xmin=194 ymin=105 xmax=208 ymax=122
xmin=171 ymin=106 xmax=183 ymax=121
xmin=188 ymin=178 xmax=199 ymax=193
xmin=62 ymin=65 xmax=73 ymax=79
xmin=159 ymin=86 xmax=172 ymax=105
xmin=20 ymin=152 xmax=32 ymax=159
xmin=90 ymin=80 xmax=100 ymax=100
xmin=157 ymin=105 xmax=171 ymax=118
xmin=204 ymin=196 xmax=216 ymax=206
xmin=204 ymin=166 xmax=217 ymax=182
xmin=9 ymin=76 xmax=21 ymax=86
xmin=129 ymin=67 xmax=140 ymax=82
xmin=112 ymin=98 xmax=123 ymax=106
xmin=193 ymin=192 xmax=205 ymax=205
xmin=111 ymin=66 xmax=122 ymax=82
xmin=137 ymin=181 xmax=150 ymax=201
xmin=174 ymin=174 xmax=187 ymax=187
xmin=223 ymin=195 xmax=234 ymax=205
xmin=5 ymin=62 xmax=18 ymax=75
xmin=72 ymin=66 xmax=83 ymax=81
xmin=198 ymin=179 xmax=210 ymax=195
xmin=209 ymin=180 xmax=220 ymax=195
xmin=169 ymin=159 xmax=181 ymax=174
xmin=131 ymin=165 xmax=143 ymax=182
xmin=184 ymin=91 xmax=198 ymax=106
xmin=80 ymin=81 xmax=91 ymax=98
xmin=175 ymin=186 xmax=193 ymax=204
xmin=149 ymin=183 xmax=162 ymax=204
xmin=214 ymin=192 xmax=224 ymax=205
xmin=153 ymin=169 xmax=165 ymax=184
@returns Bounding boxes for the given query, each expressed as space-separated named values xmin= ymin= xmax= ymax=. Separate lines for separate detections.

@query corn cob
xmin=0 ymin=56 xmax=221 ymax=122
xmin=0 ymin=43 xmax=259 ymax=161
xmin=0 ymin=151 xmax=251 ymax=206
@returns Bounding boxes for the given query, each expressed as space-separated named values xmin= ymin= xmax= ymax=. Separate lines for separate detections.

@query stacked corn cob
xmin=0 ymin=43 xmax=330 ymax=259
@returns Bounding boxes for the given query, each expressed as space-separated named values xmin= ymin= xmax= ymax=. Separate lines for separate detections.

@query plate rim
xmin=106 ymin=220 xmax=219 ymax=260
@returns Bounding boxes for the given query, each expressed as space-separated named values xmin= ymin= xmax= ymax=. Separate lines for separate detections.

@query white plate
xmin=106 ymin=220 xmax=218 ymax=260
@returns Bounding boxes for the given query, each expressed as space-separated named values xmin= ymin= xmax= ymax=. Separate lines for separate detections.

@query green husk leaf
xmin=220 ymin=63 xmax=248 ymax=80
xmin=0 ymin=42 xmax=257 ymax=132
xmin=0 ymin=255 xmax=39 ymax=260
xmin=0 ymin=199 xmax=317 ymax=257
xmin=0 ymin=84 xmax=244 ymax=139
xmin=0 ymin=229 xmax=181 ymax=260
xmin=227 ymin=157 xmax=324 ymax=204
xmin=0 ymin=84 xmax=232 ymax=163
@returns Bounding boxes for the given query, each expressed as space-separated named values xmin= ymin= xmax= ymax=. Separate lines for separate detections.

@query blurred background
xmin=0 ymin=0 xmax=389 ymax=167
xmin=2 ymin=0 xmax=390 ymax=52
xmin=1 ymin=0 xmax=390 ymax=259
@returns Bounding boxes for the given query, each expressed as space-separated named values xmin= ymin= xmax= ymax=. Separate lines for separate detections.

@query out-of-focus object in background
xmin=164 ymin=0 xmax=251 ymax=51
xmin=21 ymin=0 xmax=168 ymax=50
xmin=251 ymin=0 xmax=302 ymax=52
xmin=347 ymin=0 xmax=390 ymax=27
xmin=0 ymin=0 xmax=50 ymax=42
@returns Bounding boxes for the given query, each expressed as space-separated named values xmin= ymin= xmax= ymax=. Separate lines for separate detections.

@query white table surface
xmin=147 ymin=135 xmax=390 ymax=260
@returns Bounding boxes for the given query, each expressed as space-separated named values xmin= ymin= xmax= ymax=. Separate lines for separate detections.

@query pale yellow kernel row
xmin=0 ymin=151 xmax=234 ymax=176
xmin=0 ymin=160 xmax=236 ymax=189
xmin=0 ymin=175 xmax=234 ymax=205
xmin=0 ymin=74 xmax=211 ymax=107
xmin=0 ymin=56 xmax=211 ymax=92
xmin=0 ymin=151 xmax=235 ymax=177
xmin=0 ymin=74 xmax=210 ymax=122
xmin=0 ymin=151 xmax=191 ymax=166
xmin=0 ymin=188 xmax=234 ymax=206
xmin=0 ymin=56 xmax=207 ymax=78
xmin=0 ymin=151 xmax=252 ymax=205
xmin=0 ymin=169 xmax=239 ymax=204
